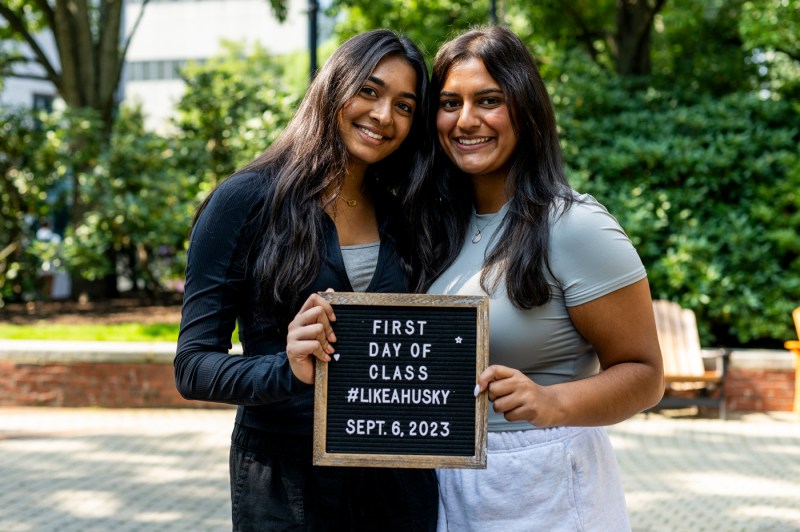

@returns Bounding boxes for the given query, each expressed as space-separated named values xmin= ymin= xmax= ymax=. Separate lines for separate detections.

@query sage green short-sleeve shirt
xmin=427 ymin=192 xmax=646 ymax=431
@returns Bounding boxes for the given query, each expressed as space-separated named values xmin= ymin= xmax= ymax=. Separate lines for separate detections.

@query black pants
xmin=230 ymin=425 xmax=438 ymax=532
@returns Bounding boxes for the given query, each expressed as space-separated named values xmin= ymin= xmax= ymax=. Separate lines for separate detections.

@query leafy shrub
xmin=0 ymin=107 xmax=82 ymax=304
xmin=552 ymin=55 xmax=800 ymax=347
xmin=62 ymin=106 xmax=205 ymax=290
xmin=175 ymin=41 xmax=300 ymax=187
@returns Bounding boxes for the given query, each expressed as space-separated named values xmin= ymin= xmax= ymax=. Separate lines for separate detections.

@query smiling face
xmin=436 ymin=57 xmax=517 ymax=184
xmin=338 ymin=55 xmax=418 ymax=176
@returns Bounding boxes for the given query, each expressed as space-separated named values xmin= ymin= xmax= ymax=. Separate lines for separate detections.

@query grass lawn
xmin=0 ymin=323 xmax=181 ymax=342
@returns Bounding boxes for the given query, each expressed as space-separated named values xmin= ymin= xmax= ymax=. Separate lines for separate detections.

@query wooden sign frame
xmin=313 ymin=292 xmax=488 ymax=469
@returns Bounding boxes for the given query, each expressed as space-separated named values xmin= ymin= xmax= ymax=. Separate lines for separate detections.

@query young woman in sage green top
xmin=416 ymin=26 xmax=664 ymax=531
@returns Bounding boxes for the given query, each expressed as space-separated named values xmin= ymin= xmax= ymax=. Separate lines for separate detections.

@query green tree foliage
xmin=0 ymin=0 xmax=294 ymax=298
xmin=0 ymin=42 xmax=302 ymax=306
xmin=0 ymin=107 xmax=61 ymax=302
xmin=0 ymin=107 xmax=102 ymax=302
xmin=61 ymin=106 xmax=204 ymax=291
xmin=651 ymin=0 xmax=755 ymax=95
xmin=512 ymin=0 xmax=667 ymax=76
xmin=330 ymin=0 xmax=669 ymax=75
xmin=328 ymin=0 xmax=489 ymax=58
xmin=740 ymin=0 xmax=800 ymax=62
xmin=174 ymin=41 xmax=301 ymax=187
xmin=739 ymin=0 xmax=800 ymax=99
xmin=0 ymin=0 xmax=154 ymax=297
xmin=0 ymin=106 xmax=202 ymax=303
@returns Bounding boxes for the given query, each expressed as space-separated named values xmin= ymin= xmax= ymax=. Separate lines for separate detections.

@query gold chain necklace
xmin=336 ymin=195 xmax=359 ymax=207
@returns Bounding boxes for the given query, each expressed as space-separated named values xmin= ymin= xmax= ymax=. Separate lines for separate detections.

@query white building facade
xmin=1 ymin=0 xmax=328 ymax=130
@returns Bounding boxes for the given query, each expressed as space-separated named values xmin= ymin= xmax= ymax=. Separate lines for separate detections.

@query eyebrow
xmin=368 ymin=75 xmax=417 ymax=101
xmin=440 ymin=88 xmax=503 ymax=97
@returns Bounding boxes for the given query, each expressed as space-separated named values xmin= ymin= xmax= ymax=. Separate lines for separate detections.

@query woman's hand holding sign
xmin=287 ymin=291 xmax=337 ymax=384
xmin=477 ymin=365 xmax=561 ymax=429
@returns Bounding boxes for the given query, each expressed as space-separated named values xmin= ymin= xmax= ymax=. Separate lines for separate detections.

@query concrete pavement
xmin=1 ymin=407 xmax=798 ymax=531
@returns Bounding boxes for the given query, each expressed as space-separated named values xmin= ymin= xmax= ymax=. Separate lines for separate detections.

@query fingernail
xmin=473 ymin=384 xmax=480 ymax=397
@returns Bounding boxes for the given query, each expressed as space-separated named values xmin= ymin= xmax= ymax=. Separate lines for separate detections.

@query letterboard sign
xmin=313 ymin=292 xmax=488 ymax=469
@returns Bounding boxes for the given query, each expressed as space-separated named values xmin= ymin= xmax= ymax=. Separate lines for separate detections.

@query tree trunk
xmin=53 ymin=0 xmax=125 ymax=298
xmin=615 ymin=0 xmax=667 ymax=76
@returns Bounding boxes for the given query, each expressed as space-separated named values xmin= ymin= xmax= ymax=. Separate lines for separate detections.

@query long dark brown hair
xmin=410 ymin=25 xmax=572 ymax=308
xmin=194 ymin=30 xmax=431 ymax=319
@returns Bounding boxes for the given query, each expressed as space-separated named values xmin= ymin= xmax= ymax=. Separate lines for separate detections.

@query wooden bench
xmin=784 ymin=306 xmax=800 ymax=416
xmin=650 ymin=300 xmax=730 ymax=419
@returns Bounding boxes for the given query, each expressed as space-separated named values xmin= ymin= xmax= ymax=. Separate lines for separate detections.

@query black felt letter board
xmin=313 ymin=293 xmax=488 ymax=469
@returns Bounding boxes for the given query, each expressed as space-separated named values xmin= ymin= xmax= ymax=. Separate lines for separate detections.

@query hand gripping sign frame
xmin=313 ymin=292 xmax=489 ymax=469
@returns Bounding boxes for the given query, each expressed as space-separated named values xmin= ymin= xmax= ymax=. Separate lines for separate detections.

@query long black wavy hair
xmin=409 ymin=25 xmax=573 ymax=308
xmin=194 ymin=30 xmax=431 ymax=321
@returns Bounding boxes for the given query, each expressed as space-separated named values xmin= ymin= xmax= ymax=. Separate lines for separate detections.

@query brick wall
xmin=0 ymin=341 xmax=235 ymax=409
xmin=726 ymin=366 xmax=796 ymax=412
xmin=0 ymin=342 xmax=795 ymax=412
xmin=0 ymin=360 xmax=230 ymax=408
xmin=724 ymin=349 xmax=796 ymax=413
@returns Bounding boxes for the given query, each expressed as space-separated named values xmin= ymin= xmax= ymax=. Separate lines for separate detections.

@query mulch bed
xmin=0 ymin=293 xmax=184 ymax=325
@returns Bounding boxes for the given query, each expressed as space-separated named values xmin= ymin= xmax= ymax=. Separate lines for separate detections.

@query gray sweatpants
xmin=436 ymin=426 xmax=631 ymax=532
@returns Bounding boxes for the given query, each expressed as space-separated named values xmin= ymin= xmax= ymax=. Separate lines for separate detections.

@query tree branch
xmin=634 ymin=0 xmax=667 ymax=51
xmin=0 ymin=243 xmax=19 ymax=263
xmin=626 ymin=0 xmax=667 ymax=74
xmin=0 ymin=3 xmax=61 ymax=85
xmin=98 ymin=0 xmax=123 ymax=109
xmin=74 ymin=0 xmax=97 ymax=104
xmin=31 ymin=0 xmax=56 ymax=32
xmin=0 ymin=70 xmax=52 ymax=81
xmin=0 ymin=53 xmax=35 ymax=66
xmin=52 ymin=0 xmax=81 ymax=105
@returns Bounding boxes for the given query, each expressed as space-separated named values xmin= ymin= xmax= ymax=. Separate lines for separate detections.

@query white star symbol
xmin=455 ymin=337 xmax=463 ymax=344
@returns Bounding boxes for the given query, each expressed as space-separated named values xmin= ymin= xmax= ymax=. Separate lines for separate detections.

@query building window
xmin=125 ymin=59 xmax=204 ymax=81
xmin=32 ymin=93 xmax=54 ymax=112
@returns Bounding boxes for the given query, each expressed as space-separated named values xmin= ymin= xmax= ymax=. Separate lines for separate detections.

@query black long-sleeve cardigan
xmin=174 ymin=170 xmax=410 ymax=435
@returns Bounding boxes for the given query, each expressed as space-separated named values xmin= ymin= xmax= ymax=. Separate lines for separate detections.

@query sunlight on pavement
xmin=679 ymin=472 xmax=800 ymax=497
xmin=1 ymin=408 xmax=798 ymax=531
xmin=52 ymin=490 xmax=122 ymax=518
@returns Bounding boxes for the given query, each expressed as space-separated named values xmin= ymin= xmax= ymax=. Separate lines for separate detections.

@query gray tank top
xmin=341 ymin=241 xmax=380 ymax=292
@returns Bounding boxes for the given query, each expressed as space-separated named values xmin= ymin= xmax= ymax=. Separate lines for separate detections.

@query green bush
xmin=175 ymin=41 xmax=301 ymax=187
xmin=63 ymin=106 xmax=204 ymax=289
xmin=0 ymin=106 xmax=205 ymax=304
xmin=0 ymin=107 xmax=76 ymax=304
xmin=553 ymin=56 xmax=800 ymax=347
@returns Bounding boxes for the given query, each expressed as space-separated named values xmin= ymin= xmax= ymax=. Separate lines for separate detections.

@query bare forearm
xmin=539 ymin=361 xmax=663 ymax=427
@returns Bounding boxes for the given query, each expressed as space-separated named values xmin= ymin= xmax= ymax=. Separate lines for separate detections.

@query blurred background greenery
xmin=1 ymin=0 xmax=798 ymax=348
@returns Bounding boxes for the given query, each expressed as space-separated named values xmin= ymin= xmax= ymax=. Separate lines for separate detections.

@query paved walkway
xmin=0 ymin=407 xmax=798 ymax=531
